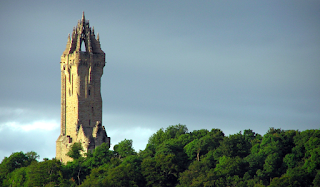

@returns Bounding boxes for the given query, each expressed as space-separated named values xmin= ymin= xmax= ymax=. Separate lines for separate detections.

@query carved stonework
xmin=56 ymin=12 xmax=110 ymax=163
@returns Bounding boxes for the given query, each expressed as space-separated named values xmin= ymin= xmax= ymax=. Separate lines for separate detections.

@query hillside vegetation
xmin=1 ymin=124 xmax=320 ymax=186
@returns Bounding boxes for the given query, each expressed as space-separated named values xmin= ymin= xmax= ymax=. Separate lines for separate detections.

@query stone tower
xmin=56 ymin=12 xmax=110 ymax=163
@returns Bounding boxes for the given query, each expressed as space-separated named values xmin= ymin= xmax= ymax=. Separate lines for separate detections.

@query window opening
xmin=80 ymin=39 xmax=86 ymax=52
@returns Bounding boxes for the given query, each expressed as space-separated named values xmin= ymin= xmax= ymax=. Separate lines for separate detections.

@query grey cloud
xmin=0 ymin=124 xmax=59 ymax=161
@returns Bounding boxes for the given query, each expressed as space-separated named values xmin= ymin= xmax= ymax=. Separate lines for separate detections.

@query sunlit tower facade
xmin=56 ymin=13 xmax=110 ymax=163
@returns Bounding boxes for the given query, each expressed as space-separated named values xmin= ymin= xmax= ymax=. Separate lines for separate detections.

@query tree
xmin=2 ymin=167 xmax=27 ymax=187
xmin=184 ymin=139 xmax=202 ymax=161
xmin=262 ymin=152 xmax=282 ymax=180
xmin=102 ymin=163 xmax=139 ymax=187
xmin=313 ymin=170 xmax=320 ymax=187
xmin=165 ymin=124 xmax=188 ymax=139
xmin=178 ymin=158 xmax=212 ymax=187
xmin=85 ymin=142 xmax=113 ymax=168
xmin=214 ymin=132 xmax=251 ymax=159
xmin=286 ymin=166 xmax=313 ymax=186
xmin=304 ymin=148 xmax=320 ymax=174
xmin=148 ymin=128 xmax=166 ymax=147
xmin=184 ymin=130 xmax=224 ymax=161
xmin=214 ymin=156 xmax=245 ymax=177
xmin=243 ymin=129 xmax=260 ymax=144
xmin=113 ymin=139 xmax=136 ymax=159
xmin=142 ymin=154 xmax=180 ymax=187
xmin=80 ymin=163 xmax=111 ymax=187
xmin=141 ymin=157 xmax=159 ymax=187
xmin=283 ymin=153 xmax=298 ymax=169
xmin=25 ymin=151 xmax=40 ymax=162
xmin=101 ymin=155 xmax=145 ymax=187
xmin=148 ymin=124 xmax=188 ymax=147
xmin=269 ymin=176 xmax=290 ymax=187
xmin=25 ymin=159 xmax=63 ymax=186
xmin=176 ymin=133 xmax=194 ymax=148
xmin=63 ymin=143 xmax=89 ymax=186
xmin=66 ymin=142 xmax=84 ymax=160
xmin=190 ymin=129 xmax=209 ymax=140
xmin=155 ymin=139 xmax=189 ymax=171
xmin=63 ymin=158 xmax=89 ymax=186
xmin=0 ymin=152 xmax=29 ymax=184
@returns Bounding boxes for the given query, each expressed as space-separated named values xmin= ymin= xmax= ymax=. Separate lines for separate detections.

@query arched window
xmin=80 ymin=40 xmax=86 ymax=52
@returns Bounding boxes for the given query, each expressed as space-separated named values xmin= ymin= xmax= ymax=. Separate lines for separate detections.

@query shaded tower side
xmin=56 ymin=13 xmax=110 ymax=163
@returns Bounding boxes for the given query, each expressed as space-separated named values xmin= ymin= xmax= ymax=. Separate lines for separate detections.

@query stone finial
xmin=97 ymin=33 xmax=100 ymax=42
xmin=82 ymin=11 xmax=85 ymax=21
xmin=67 ymin=34 xmax=70 ymax=43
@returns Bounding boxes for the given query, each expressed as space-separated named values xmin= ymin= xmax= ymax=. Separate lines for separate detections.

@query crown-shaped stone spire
xmin=62 ymin=12 xmax=104 ymax=55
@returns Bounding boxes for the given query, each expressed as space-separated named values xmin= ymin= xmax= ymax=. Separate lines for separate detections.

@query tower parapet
xmin=56 ymin=13 xmax=110 ymax=163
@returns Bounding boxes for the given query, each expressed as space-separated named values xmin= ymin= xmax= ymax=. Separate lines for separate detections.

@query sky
xmin=0 ymin=0 xmax=319 ymax=161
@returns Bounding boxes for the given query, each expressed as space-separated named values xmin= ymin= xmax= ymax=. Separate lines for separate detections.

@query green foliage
xmin=269 ymin=166 xmax=313 ymax=187
xmin=214 ymin=132 xmax=251 ymax=159
xmin=25 ymin=159 xmax=63 ymax=186
xmin=155 ymin=139 xmax=189 ymax=171
xmin=313 ymin=170 xmax=320 ymax=187
xmin=63 ymin=158 xmax=89 ymax=185
xmin=114 ymin=139 xmax=136 ymax=159
xmin=25 ymin=151 xmax=40 ymax=163
xmin=3 ymin=167 xmax=27 ymax=187
xmin=262 ymin=152 xmax=282 ymax=179
xmin=184 ymin=139 xmax=201 ymax=161
xmin=85 ymin=142 xmax=113 ymax=168
xmin=1 ymin=126 xmax=319 ymax=187
xmin=103 ymin=163 xmax=139 ymax=186
xmin=101 ymin=155 xmax=145 ymax=187
xmin=165 ymin=124 xmax=188 ymax=139
xmin=142 ymin=154 xmax=180 ymax=187
xmin=148 ymin=128 xmax=166 ymax=146
xmin=0 ymin=151 xmax=35 ymax=185
xmin=214 ymin=156 xmax=245 ymax=177
xmin=0 ymin=152 xmax=29 ymax=174
xmin=80 ymin=165 xmax=108 ymax=187
xmin=178 ymin=159 xmax=212 ymax=187
xmin=66 ymin=142 xmax=84 ymax=160
xmin=148 ymin=124 xmax=188 ymax=147
xmin=184 ymin=129 xmax=224 ymax=161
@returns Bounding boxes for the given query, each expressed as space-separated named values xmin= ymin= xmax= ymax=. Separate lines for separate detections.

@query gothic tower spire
xmin=56 ymin=13 xmax=110 ymax=163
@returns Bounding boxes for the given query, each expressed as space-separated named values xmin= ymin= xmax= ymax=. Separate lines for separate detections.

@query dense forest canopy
xmin=1 ymin=124 xmax=320 ymax=186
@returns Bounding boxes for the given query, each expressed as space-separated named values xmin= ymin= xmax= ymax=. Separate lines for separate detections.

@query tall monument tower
xmin=56 ymin=13 xmax=110 ymax=163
